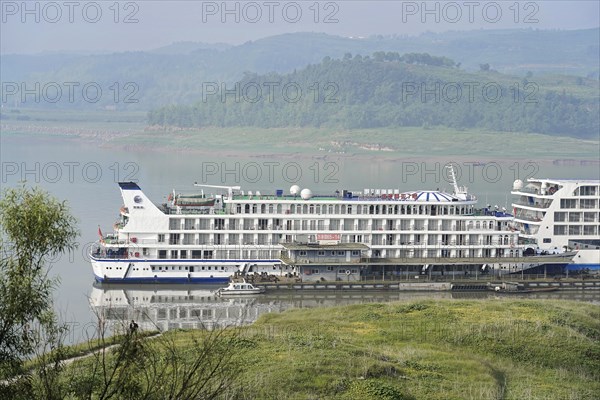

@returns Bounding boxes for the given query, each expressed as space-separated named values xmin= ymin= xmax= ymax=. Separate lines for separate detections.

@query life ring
xmin=345 ymin=270 xmax=351 ymax=275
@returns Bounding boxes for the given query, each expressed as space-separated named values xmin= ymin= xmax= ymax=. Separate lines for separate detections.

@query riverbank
xmin=2 ymin=109 xmax=599 ymax=161
xmin=22 ymin=299 xmax=600 ymax=399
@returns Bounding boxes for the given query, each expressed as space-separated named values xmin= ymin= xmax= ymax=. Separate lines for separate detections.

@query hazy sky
xmin=1 ymin=1 xmax=599 ymax=54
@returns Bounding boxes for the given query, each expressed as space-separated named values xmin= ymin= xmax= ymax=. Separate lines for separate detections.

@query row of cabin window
xmin=298 ymin=250 xmax=361 ymax=256
xmin=156 ymin=232 xmax=512 ymax=247
xmin=234 ymin=203 xmax=473 ymax=216
xmin=553 ymin=225 xmax=599 ymax=235
xmin=158 ymin=250 xmax=213 ymax=259
xmin=151 ymin=265 xmax=227 ymax=271
xmin=574 ymin=186 xmax=598 ymax=196
xmin=554 ymin=212 xmax=599 ymax=222
xmin=560 ymin=199 xmax=598 ymax=209
xmin=166 ymin=219 xmax=498 ymax=232
xmin=157 ymin=249 xmax=277 ymax=259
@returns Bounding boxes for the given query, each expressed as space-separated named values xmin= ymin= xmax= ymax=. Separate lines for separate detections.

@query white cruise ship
xmin=91 ymin=168 xmax=521 ymax=283
xmin=512 ymin=178 xmax=600 ymax=272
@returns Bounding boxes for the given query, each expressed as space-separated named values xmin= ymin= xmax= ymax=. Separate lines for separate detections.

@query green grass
xmin=225 ymin=300 xmax=600 ymax=399
xmin=22 ymin=330 xmax=160 ymax=372
xmin=26 ymin=299 xmax=599 ymax=399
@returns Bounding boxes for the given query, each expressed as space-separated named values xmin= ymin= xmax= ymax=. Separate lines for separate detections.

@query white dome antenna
xmin=300 ymin=188 xmax=313 ymax=200
xmin=290 ymin=185 xmax=300 ymax=196
xmin=513 ymin=179 xmax=524 ymax=190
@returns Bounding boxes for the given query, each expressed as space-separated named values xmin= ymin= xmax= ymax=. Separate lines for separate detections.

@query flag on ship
xmin=98 ymin=226 xmax=104 ymax=243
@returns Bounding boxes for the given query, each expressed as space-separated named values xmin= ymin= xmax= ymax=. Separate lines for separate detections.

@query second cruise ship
xmin=512 ymin=178 xmax=600 ymax=271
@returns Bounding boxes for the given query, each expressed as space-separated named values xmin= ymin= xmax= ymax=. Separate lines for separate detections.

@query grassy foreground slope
xmin=228 ymin=300 xmax=598 ymax=399
xmin=53 ymin=300 xmax=598 ymax=399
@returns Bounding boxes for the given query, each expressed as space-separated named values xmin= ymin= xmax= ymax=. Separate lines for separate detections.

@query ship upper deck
xmin=228 ymin=190 xmax=476 ymax=203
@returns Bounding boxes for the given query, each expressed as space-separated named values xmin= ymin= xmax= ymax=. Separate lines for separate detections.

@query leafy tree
xmin=0 ymin=186 xmax=78 ymax=391
xmin=62 ymin=315 xmax=247 ymax=400
xmin=373 ymin=51 xmax=386 ymax=62
xmin=0 ymin=186 xmax=246 ymax=399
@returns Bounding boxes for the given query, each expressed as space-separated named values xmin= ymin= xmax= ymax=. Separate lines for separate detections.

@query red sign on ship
xmin=317 ymin=234 xmax=341 ymax=241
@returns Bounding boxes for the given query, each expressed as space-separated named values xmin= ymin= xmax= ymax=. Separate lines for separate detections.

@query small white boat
xmin=216 ymin=281 xmax=265 ymax=296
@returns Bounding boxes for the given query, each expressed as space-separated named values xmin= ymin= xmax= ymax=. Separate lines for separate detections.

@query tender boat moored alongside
xmin=215 ymin=281 xmax=265 ymax=296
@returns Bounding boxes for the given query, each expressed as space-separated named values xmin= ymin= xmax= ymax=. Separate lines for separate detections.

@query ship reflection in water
xmin=90 ymin=283 xmax=600 ymax=332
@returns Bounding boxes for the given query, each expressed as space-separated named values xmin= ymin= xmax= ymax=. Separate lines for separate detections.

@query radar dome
xmin=513 ymin=179 xmax=524 ymax=190
xmin=300 ymin=188 xmax=313 ymax=200
xmin=290 ymin=185 xmax=300 ymax=196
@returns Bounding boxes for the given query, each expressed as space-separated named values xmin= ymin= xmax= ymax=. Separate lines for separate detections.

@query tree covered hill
xmin=147 ymin=54 xmax=599 ymax=139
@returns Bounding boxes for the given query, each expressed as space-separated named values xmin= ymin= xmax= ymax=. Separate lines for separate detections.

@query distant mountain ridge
xmin=149 ymin=41 xmax=233 ymax=55
xmin=1 ymin=29 xmax=598 ymax=111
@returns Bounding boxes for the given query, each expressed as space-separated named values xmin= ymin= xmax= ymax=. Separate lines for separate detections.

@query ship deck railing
xmin=281 ymin=254 xmax=571 ymax=266
xmin=513 ymin=187 xmax=556 ymax=196
xmin=161 ymin=207 xmax=229 ymax=215
xmin=160 ymin=210 xmax=515 ymax=218
xmin=229 ymin=194 xmax=476 ymax=203
xmin=514 ymin=214 xmax=544 ymax=223
xmin=513 ymin=200 xmax=552 ymax=209
xmin=91 ymin=251 xmax=129 ymax=259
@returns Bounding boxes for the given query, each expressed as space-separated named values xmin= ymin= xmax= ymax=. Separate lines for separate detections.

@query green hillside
xmin=148 ymin=54 xmax=599 ymax=139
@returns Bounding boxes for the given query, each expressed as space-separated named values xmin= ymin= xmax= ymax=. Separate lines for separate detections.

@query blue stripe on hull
xmin=94 ymin=275 xmax=230 ymax=284
xmin=567 ymin=264 xmax=600 ymax=271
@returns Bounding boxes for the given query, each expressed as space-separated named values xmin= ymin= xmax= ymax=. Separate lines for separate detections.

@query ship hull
xmin=91 ymin=257 xmax=281 ymax=284
xmin=567 ymin=249 xmax=600 ymax=272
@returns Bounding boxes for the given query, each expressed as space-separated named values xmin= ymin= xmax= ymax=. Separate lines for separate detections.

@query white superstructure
xmin=512 ymin=178 xmax=600 ymax=271
xmin=91 ymin=170 xmax=521 ymax=283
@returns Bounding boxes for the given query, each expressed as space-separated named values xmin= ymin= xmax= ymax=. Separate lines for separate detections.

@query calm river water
xmin=2 ymin=135 xmax=599 ymax=343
